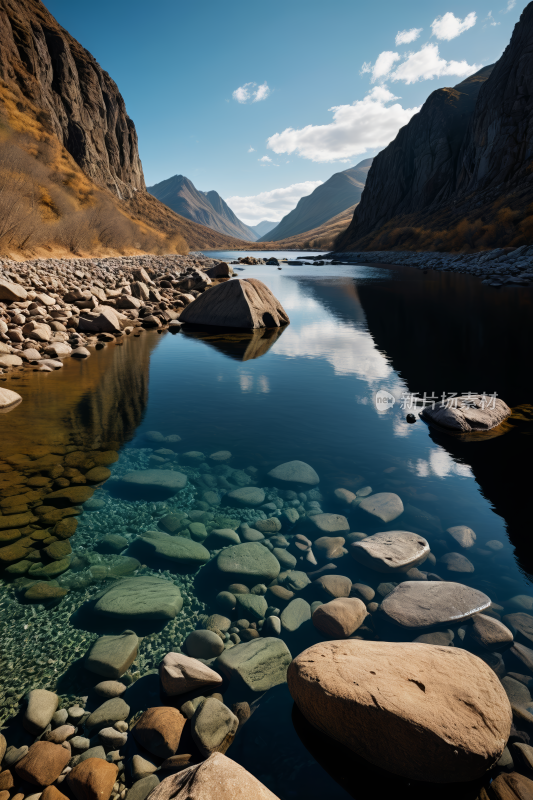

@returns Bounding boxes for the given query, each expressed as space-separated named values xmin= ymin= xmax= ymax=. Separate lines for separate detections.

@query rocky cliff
xmin=0 ymin=0 xmax=145 ymax=199
xmin=338 ymin=3 xmax=533 ymax=252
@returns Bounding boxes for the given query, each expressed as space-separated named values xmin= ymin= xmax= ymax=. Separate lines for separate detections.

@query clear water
xmin=1 ymin=255 xmax=532 ymax=798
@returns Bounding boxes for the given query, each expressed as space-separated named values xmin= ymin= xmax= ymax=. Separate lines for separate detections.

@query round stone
xmin=268 ymin=461 xmax=320 ymax=486
xmin=217 ymin=543 xmax=280 ymax=585
xmin=351 ymin=531 xmax=430 ymax=573
xmin=185 ymin=630 xmax=225 ymax=659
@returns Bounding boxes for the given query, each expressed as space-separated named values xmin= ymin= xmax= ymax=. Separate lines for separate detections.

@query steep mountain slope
xmin=261 ymin=159 xmax=372 ymax=242
xmin=203 ymin=189 xmax=257 ymax=241
xmin=0 ymin=0 xmax=144 ymax=199
xmin=274 ymin=205 xmax=357 ymax=251
xmin=0 ymin=0 xmax=250 ymax=256
xmin=148 ymin=175 xmax=257 ymax=241
xmin=248 ymin=220 xmax=277 ymax=238
xmin=338 ymin=4 xmax=533 ymax=252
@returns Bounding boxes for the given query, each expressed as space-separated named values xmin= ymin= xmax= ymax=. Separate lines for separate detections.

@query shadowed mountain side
xmin=123 ymin=192 xmax=257 ymax=251
xmin=355 ymin=271 xmax=533 ymax=573
xmin=261 ymin=160 xmax=372 ymax=242
xmin=180 ymin=325 xmax=286 ymax=361
xmin=337 ymin=67 xmax=493 ymax=251
xmin=0 ymin=332 xmax=160 ymax=456
xmin=273 ymin=205 xmax=357 ymax=251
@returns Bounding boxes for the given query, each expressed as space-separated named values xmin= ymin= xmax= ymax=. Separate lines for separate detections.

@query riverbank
xmin=0 ymin=253 xmax=224 ymax=381
xmin=327 ymin=247 xmax=533 ymax=285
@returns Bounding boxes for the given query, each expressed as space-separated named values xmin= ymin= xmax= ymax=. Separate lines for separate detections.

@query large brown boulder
xmin=287 ymin=640 xmax=512 ymax=783
xmin=15 ymin=741 xmax=70 ymax=786
xmin=132 ymin=707 xmax=186 ymax=758
xmin=180 ymin=278 xmax=289 ymax=329
xmin=67 ymin=758 xmax=118 ymax=800
xmin=147 ymin=752 xmax=279 ymax=800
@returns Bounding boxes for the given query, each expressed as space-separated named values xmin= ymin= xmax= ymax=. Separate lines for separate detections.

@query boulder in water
xmin=180 ymin=278 xmax=289 ymax=329
xmin=422 ymin=395 xmax=511 ymax=432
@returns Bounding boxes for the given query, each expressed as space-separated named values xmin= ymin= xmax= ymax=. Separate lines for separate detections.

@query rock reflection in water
xmin=0 ymin=333 xmax=158 ymax=456
xmin=181 ymin=325 xmax=287 ymax=361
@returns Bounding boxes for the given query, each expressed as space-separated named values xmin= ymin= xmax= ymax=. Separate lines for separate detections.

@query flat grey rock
xmin=281 ymin=598 xmax=311 ymax=632
xmin=85 ymin=698 xmax=130 ymax=733
xmin=503 ymin=613 xmax=533 ymax=646
xmin=350 ymin=531 xmax=429 ymax=573
xmin=447 ymin=525 xmax=476 ymax=548
xmin=227 ymin=487 xmax=265 ymax=506
xmin=121 ymin=469 xmax=187 ymax=491
xmin=93 ymin=576 xmax=183 ymax=622
xmin=381 ymin=581 xmax=491 ymax=628
xmin=268 ymin=460 xmax=320 ymax=485
xmin=236 ymin=593 xmax=267 ymax=621
xmin=358 ymin=493 xmax=404 ymax=523
xmin=440 ymin=552 xmax=475 ymax=573
xmin=216 ymin=637 xmax=292 ymax=692
xmin=23 ymin=689 xmax=58 ymax=735
xmin=217 ymin=542 xmax=280 ymax=584
xmin=185 ymin=630 xmax=225 ymax=659
xmin=309 ymin=513 xmax=349 ymax=536
xmin=85 ymin=631 xmax=139 ymax=679
xmin=422 ymin=395 xmax=511 ymax=432
xmin=191 ymin=697 xmax=238 ymax=757
xmin=133 ymin=531 xmax=209 ymax=568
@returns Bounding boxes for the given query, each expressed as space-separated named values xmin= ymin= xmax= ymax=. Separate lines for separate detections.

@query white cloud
xmin=232 ymin=81 xmax=270 ymax=104
xmin=362 ymin=50 xmax=401 ymax=83
xmin=248 ymin=146 xmax=255 ymax=152
xmin=395 ymin=27 xmax=423 ymax=45
xmin=253 ymin=82 xmax=270 ymax=102
xmin=485 ymin=10 xmax=500 ymax=26
xmin=431 ymin=11 xmax=477 ymax=40
xmin=225 ymin=181 xmax=323 ymax=225
xmin=390 ymin=43 xmax=482 ymax=84
xmin=502 ymin=0 xmax=516 ymax=10
xmin=266 ymin=86 xmax=420 ymax=163
xmin=259 ymin=155 xmax=272 ymax=163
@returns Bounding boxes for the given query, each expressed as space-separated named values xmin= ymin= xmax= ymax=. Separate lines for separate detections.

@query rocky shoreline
xmin=327 ymin=247 xmax=533 ymax=285
xmin=0 ymin=254 xmax=231 ymax=392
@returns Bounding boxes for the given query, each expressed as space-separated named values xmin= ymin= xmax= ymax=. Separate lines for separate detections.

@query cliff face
xmin=456 ymin=6 xmax=533 ymax=196
xmin=338 ymin=68 xmax=493 ymax=249
xmin=0 ymin=0 xmax=145 ymax=199
xmin=339 ymin=4 xmax=533 ymax=252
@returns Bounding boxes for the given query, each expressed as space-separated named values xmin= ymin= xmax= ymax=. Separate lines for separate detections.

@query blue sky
xmin=46 ymin=0 xmax=524 ymax=223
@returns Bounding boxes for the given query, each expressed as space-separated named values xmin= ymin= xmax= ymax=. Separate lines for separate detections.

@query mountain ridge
xmin=148 ymin=175 xmax=258 ymax=241
xmin=260 ymin=159 xmax=372 ymax=242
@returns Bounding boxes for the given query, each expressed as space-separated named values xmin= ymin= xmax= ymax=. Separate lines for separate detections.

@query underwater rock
xmin=16 ymin=742 xmax=70 ymax=786
xmin=23 ymin=689 xmax=58 ymax=735
xmin=67 ymin=757 xmax=118 ymax=800
xmin=184 ymin=630 xmax=224 ymax=659
xmin=358 ymin=493 xmax=404 ymax=523
xmin=217 ymin=543 xmax=280 ymax=584
xmin=216 ymin=637 xmax=292 ymax=692
xmin=381 ymin=581 xmax=491 ymax=628
xmin=133 ymin=707 xmax=187 ymax=759
xmin=92 ymin=577 xmax=183 ymax=622
xmin=132 ymin=531 xmax=209 ymax=569
xmin=191 ymin=698 xmax=238 ymax=758
xmin=85 ymin=698 xmax=130 ymax=734
xmin=85 ymin=631 xmax=139 ymax=679
xmin=120 ymin=469 xmax=187 ymax=497
xmin=350 ymin=531 xmax=430 ymax=573
xmin=160 ymin=652 xmax=223 ymax=696
xmin=268 ymin=460 xmax=320 ymax=486
xmin=446 ymin=525 xmax=476 ymax=548
xmin=287 ymin=640 xmax=512 ymax=783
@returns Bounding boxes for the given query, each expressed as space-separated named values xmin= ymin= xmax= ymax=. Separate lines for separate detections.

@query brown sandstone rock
xmin=133 ymin=707 xmax=186 ymax=758
xmin=67 ymin=758 xmax=118 ymax=800
xmin=287 ymin=640 xmax=512 ymax=783
xmin=314 ymin=536 xmax=347 ymax=560
xmin=15 ymin=741 xmax=70 ymax=786
xmin=312 ymin=597 xmax=367 ymax=638
xmin=147 ymin=752 xmax=279 ymax=800
xmin=41 ymin=787 xmax=69 ymax=800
